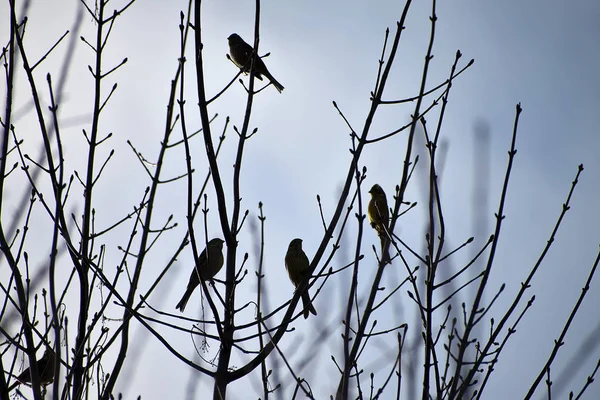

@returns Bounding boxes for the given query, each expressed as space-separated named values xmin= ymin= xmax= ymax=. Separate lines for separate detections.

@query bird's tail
xmin=176 ymin=288 xmax=194 ymax=312
xmin=379 ymin=234 xmax=391 ymax=264
xmin=301 ymin=291 xmax=317 ymax=319
xmin=377 ymin=221 xmax=392 ymax=264
xmin=265 ymin=72 xmax=284 ymax=93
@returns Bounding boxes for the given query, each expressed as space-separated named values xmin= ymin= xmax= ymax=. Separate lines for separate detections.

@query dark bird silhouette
xmin=228 ymin=33 xmax=284 ymax=93
xmin=176 ymin=238 xmax=225 ymax=312
xmin=9 ymin=347 xmax=55 ymax=392
xmin=285 ymin=238 xmax=317 ymax=319
xmin=368 ymin=184 xmax=391 ymax=261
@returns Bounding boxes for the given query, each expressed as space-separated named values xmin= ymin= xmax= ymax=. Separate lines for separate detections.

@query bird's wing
xmin=300 ymin=252 xmax=310 ymax=273
xmin=241 ymin=43 xmax=254 ymax=58
xmin=196 ymin=248 xmax=208 ymax=274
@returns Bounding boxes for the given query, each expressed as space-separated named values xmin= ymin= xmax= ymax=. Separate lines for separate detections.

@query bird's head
xmin=289 ymin=238 xmax=303 ymax=251
xmin=208 ymin=238 xmax=225 ymax=249
xmin=369 ymin=184 xmax=385 ymax=196
xmin=42 ymin=348 xmax=54 ymax=360
xmin=228 ymin=33 xmax=242 ymax=43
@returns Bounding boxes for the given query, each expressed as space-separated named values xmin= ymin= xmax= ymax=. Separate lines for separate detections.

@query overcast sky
xmin=1 ymin=0 xmax=599 ymax=399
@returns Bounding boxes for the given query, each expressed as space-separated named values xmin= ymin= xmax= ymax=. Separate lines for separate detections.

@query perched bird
xmin=228 ymin=33 xmax=284 ymax=93
xmin=285 ymin=238 xmax=317 ymax=319
xmin=9 ymin=347 xmax=55 ymax=391
xmin=368 ymin=184 xmax=390 ymax=259
xmin=176 ymin=238 xmax=225 ymax=312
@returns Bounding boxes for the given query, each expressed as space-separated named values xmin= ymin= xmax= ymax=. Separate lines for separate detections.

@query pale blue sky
xmin=1 ymin=0 xmax=599 ymax=399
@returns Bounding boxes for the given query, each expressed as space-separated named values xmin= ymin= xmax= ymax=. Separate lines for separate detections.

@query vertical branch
xmin=451 ymin=103 xmax=522 ymax=399
xmin=523 ymin=213 xmax=599 ymax=399
xmin=3 ymin=4 xmax=44 ymax=399
xmin=192 ymin=0 xmax=235 ymax=398
xmin=71 ymin=1 xmax=109 ymax=394
xmin=179 ymin=9 xmax=224 ymax=339
xmin=215 ymin=0 xmax=262 ymax=393
xmin=101 ymin=3 xmax=195 ymax=399
xmin=46 ymin=74 xmax=66 ymax=400
xmin=339 ymin=152 xmax=366 ymax=399
xmin=422 ymin=48 xmax=462 ymax=399
xmin=192 ymin=1 xmax=231 ymax=240
xmin=254 ymin=203 xmax=270 ymax=398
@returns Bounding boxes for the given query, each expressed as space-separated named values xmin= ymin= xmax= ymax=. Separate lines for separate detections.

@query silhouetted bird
xmin=9 ymin=347 xmax=55 ymax=392
xmin=228 ymin=33 xmax=284 ymax=93
xmin=176 ymin=238 xmax=225 ymax=312
xmin=368 ymin=184 xmax=391 ymax=261
xmin=285 ymin=238 xmax=317 ymax=319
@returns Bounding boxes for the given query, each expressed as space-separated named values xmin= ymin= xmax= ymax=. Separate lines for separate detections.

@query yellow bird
xmin=368 ymin=184 xmax=390 ymax=259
